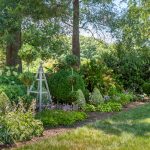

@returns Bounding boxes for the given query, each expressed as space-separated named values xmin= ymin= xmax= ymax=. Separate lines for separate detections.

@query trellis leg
xmin=39 ymin=66 xmax=42 ymax=111
xmin=71 ymin=67 xmax=74 ymax=92
xmin=42 ymin=68 xmax=52 ymax=102
xmin=29 ymin=69 xmax=39 ymax=94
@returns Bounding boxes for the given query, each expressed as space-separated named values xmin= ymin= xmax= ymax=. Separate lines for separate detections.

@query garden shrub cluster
xmin=0 ymin=99 xmax=44 ymax=145
xmin=35 ymin=110 xmax=87 ymax=127
xmin=80 ymin=58 xmax=120 ymax=94
xmin=83 ymin=86 xmax=133 ymax=112
xmin=112 ymin=93 xmax=134 ymax=105
xmin=0 ymin=111 xmax=44 ymax=144
xmin=83 ymin=102 xmax=122 ymax=112
xmin=108 ymin=85 xmax=134 ymax=105
xmin=102 ymin=49 xmax=150 ymax=93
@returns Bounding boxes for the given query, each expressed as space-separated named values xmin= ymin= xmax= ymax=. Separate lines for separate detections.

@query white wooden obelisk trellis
xmin=28 ymin=62 xmax=52 ymax=111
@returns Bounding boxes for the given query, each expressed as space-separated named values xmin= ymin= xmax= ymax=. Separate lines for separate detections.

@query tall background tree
xmin=0 ymin=0 xmax=70 ymax=72
xmin=72 ymin=0 xmax=80 ymax=66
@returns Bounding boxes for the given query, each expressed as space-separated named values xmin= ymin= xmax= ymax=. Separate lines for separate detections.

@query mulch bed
xmin=0 ymin=101 xmax=148 ymax=150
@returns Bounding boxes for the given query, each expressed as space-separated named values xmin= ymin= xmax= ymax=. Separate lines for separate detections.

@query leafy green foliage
xmin=97 ymin=102 xmax=122 ymax=112
xmin=35 ymin=110 xmax=87 ymax=127
xmin=142 ymin=82 xmax=150 ymax=95
xmin=80 ymin=58 xmax=119 ymax=94
xmin=19 ymin=44 xmax=37 ymax=65
xmin=48 ymin=70 xmax=85 ymax=103
xmin=108 ymin=85 xmax=134 ymax=105
xmin=108 ymin=85 xmax=120 ymax=97
xmin=83 ymin=104 xmax=96 ymax=112
xmin=19 ymin=72 xmax=35 ymax=87
xmin=65 ymin=54 xmax=79 ymax=67
xmin=75 ymin=89 xmax=86 ymax=109
xmin=0 ymin=66 xmax=21 ymax=85
xmin=80 ymin=36 xmax=109 ymax=59
xmin=89 ymin=87 xmax=104 ymax=106
xmin=106 ymin=0 xmax=150 ymax=93
xmin=0 ymin=111 xmax=43 ymax=144
xmin=0 ymin=84 xmax=26 ymax=103
xmin=112 ymin=93 xmax=134 ymax=106
xmin=0 ymin=100 xmax=43 ymax=144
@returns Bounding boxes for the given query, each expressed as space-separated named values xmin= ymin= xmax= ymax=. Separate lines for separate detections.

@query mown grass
xmin=17 ymin=103 xmax=150 ymax=150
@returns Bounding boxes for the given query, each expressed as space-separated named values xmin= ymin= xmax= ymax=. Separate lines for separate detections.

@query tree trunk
xmin=72 ymin=0 xmax=80 ymax=66
xmin=6 ymin=29 xmax=22 ymax=72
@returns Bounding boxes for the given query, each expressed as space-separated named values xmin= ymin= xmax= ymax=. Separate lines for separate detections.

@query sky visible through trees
xmin=80 ymin=0 xmax=128 ymax=43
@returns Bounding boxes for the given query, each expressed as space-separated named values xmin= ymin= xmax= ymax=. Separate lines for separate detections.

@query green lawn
xmin=17 ymin=103 xmax=150 ymax=150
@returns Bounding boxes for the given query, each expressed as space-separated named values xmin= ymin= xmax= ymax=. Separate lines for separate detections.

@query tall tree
xmin=62 ymin=0 xmax=115 ymax=66
xmin=72 ymin=0 xmax=80 ymax=66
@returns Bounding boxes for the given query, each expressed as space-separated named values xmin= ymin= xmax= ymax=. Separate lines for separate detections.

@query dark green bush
xmin=35 ymin=110 xmax=87 ymax=127
xmin=102 ymin=49 xmax=150 ymax=93
xmin=48 ymin=70 xmax=85 ymax=103
xmin=0 ymin=111 xmax=43 ymax=144
xmin=97 ymin=102 xmax=122 ymax=112
xmin=142 ymin=82 xmax=150 ymax=95
xmin=0 ymin=84 xmax=26 ymax=103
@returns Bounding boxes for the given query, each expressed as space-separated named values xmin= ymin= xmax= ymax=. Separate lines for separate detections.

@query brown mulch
xmin=1 ymin=101 xmax=147 ymax=150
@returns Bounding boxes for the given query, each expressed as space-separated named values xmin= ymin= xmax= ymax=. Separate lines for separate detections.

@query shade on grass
xmin=17 ymin=103 xmax=150 ymax=150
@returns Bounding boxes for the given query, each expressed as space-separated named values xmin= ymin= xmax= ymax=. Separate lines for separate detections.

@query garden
xmin=0 ymin=0 xmax=149 ymax=150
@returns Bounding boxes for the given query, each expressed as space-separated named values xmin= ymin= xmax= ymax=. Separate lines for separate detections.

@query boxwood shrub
xmin=47 ymin=70 xmax=85 ymax=103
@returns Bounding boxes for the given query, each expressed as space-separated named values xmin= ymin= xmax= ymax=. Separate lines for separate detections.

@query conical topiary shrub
xmin=75 ymin=89 xmax=86 ymax=109
xmin=89 ymin=87 xmax=104 ymax=106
